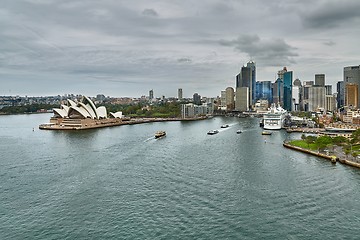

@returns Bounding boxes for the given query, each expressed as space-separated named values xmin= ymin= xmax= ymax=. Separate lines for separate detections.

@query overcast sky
xmin=1 ymin=0 xmax=360 ymax=98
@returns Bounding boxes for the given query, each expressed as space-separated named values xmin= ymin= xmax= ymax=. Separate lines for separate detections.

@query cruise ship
xmin=263 ymin=104 xmax=287 ymax=130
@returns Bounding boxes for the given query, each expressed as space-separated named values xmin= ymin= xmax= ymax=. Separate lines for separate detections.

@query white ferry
xmin=263 ymin=104 xmax=287 ymax=130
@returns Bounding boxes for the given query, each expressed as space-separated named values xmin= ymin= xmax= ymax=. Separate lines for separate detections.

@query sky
xmin=1 ymin=0 xmax=360 ymax=98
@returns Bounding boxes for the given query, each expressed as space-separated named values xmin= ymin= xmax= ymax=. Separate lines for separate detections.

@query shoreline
xmin=283 ymin=142 xmax=360 ymax=169
xmin=39 ymin=116 xmax=209 ymax=130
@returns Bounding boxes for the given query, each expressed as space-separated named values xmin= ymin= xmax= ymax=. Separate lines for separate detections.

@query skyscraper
xmin=193 ymin=93 xmax=201 ymax=105
xmin=315 ymin=74 xmax=325 ymax=86
xmin=178 ymin=88 xmax=183 ymax=100
xmin=345 ymin=83 xmax=358 ymax=109
xmin=344 ymin=65 xmax=360 ymax=107
xmin=292 ymin=79 xmax=302 ymax=111
xmin=225 ymin=87 xmax=235 ymax=111
xmin=256 ymin=81 xmax=272 ymax=104
xmin=235 ymin=61 xmax=256 ymax=109
xmin=337 ymin=81 xmax=345 ymax=108
xmin=235 ymin=87 xmax=249 ymax=112
xmin=149 ymin=89 xmax=154 ymax=100
xmin=283 ymin=71 xmax=293 ymax=111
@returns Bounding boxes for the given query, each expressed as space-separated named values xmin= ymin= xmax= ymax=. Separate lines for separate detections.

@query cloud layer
xmin=0 ymin=0 xmax=359 ymax=97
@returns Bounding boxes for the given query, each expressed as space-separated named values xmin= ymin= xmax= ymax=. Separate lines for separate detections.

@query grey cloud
xmin=323 ymin=40 xmax=336 ymax=46
xmin=219 ymin=34 xmax=298 ymax=66
xmin=177 ymin=58 xmax=192 ymax=63
xmin=301 ymin=0 xmax=360 ymax=29
xmin=142 ymin=8 xmax=158 ymax=17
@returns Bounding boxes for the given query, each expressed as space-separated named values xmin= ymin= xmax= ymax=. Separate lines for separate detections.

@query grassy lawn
xmin=288 ymin=140 xmax=319 ymax=151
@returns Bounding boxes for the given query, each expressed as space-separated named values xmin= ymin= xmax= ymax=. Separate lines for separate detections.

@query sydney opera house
xmin=39 ymin=96 xmax=125 ymax=130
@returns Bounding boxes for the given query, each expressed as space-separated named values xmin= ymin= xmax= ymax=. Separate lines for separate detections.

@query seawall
xmin=283 ymin=142 xmax=360 ymax=169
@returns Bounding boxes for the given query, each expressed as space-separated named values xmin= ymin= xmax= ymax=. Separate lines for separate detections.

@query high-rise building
xmin=326 ymin=95 xmax=337 ymax=113
xmin=235 ymin=61 xmax=256 ymax=108
xmin=292 ymin=79 xmax=301 ymax=111
xmin=193 ymin=93 xmax=201 ymax=105
xmin=283 ymin=71 xmax=293 ymax=111
xmin=309 ymin=86 xmax=326 ymax=112
xmin=337 ymin=81 xmax=345 ymax=108
xmin=220 ymin=90 xmax=226 ymax=110
xmin=272 ymin=78 xmax=283 ymax=105
xmin=277 ymin=67 xmax=287 ymax=80
xmin=235 ymin=87 xmax=249 ymax=112
xmin=315 ymin=74 xmax=325 ymax=86
xmin=325 ymin=85 xmax=332 ymax=95
xmin=247 ymin=61 xmax=256 ymax=105
xmin=178 ymin=88 xmax=183 ymax=100
xmin=256 ymin=81 xmax=272 ymax=105
xmin=344 ymin=65 xmax=360 ymax=107
xmin=345 ymin=83 xmax=358 ymax=109
xmin=149 ymin=89 xmax=154 ymax=100
xmin=225 ymin=87 xmax=235 ymax=111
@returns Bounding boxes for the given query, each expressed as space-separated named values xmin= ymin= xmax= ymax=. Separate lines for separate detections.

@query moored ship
xmin=263 ymin=104 xmax=287 ymax=130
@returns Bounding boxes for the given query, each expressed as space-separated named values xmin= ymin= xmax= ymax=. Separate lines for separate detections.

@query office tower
xmin=220 ymin=90 xmax=226 ymax=109
xmin=292 ymin=79 xmax=301 ymax=111
xmin=325 ymin=85 xmax=334 ymax=112
xmin=272 ymin=78 xmax=283 ymax=105
xmin=315 ymin=74 xmax=325 ymax=86
xmin=309 ymin=86 xmax=326 ymax=112
xmin=345 ymin=83 xmax=358 ymax=109
xmin=225 ymin=87 xmax=235 ymax=111
xmin=235 ymin=61 xmax=256 ymax=108
xmin=235 ymin=87 xmax=249 ymax=112
xmin=149 ymin=89 xmax=154 ymax=100
xmin=325 ymin=85 xmax=332 ymax=95
xmin=247 ymin=61 xmax=256 ymax=106
xmin=283 ymin=71 xmax=293 ymax=111
xmin=326 ymin=95 xmax=337 ymax=113
xmin=193 ymin=93 xmax=201 ymax=105
xmin=277 ymin=67 xmax=287 ymax=80
xmin=337 ymin=81 xmax=345 ymax=108
xmin=344 ymin=65 xmax=360 ymax=107
xmin=178 ymin=88 xmax=183 ymax=100
xmin=256 ymin=81 xmax=272 ymax=104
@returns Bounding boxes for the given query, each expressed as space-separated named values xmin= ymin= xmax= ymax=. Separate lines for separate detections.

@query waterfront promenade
xmin=39 ymin=116 xmax=209 ymax=130
xmin=283 ymin=141 xmax=360 ymax=169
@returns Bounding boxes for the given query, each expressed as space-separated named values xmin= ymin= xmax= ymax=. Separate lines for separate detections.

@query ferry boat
xmin=155 ymin=131 xmax=166 ymax=138
xmin=263 ymin=104 xmax=287 ymax=130
xmin=261 ymin=131 xmax=272 ymax=135
xmin=207 ymin=130 xmax=219 ymax=135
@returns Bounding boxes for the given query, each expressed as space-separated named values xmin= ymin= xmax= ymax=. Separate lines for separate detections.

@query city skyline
xmin=1 ymin=0 xmax=360 ymax=98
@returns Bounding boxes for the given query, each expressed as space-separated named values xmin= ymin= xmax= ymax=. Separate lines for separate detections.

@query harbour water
xmin=1 ymin=114 xmax=360 ymax=239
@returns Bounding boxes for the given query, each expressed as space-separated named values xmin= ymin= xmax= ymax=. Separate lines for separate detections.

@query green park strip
xmin=288 ymin=140 xmax=319 ymax=151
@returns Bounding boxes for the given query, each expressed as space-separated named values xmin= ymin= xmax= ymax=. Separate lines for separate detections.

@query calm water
xmin=1 ymin=114 xmax=360 ymax=239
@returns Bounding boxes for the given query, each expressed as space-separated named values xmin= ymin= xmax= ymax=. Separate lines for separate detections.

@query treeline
xmin=0 ymin=104 xmax=58 ymax=114
xmin=104 ymin=102 xmax=181 ymax=118
xmin=0 ymin=102 xmax=182 ymax=118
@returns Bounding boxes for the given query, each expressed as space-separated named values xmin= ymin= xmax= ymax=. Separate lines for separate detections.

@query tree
xmin=305 ymin=135 xmax=317 ymax=147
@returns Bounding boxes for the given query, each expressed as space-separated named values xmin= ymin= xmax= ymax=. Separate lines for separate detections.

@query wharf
xmin=39 ymin=116 xmax=208 ymax=130
xmin=286 ymin=127 xmax=325 ymax=133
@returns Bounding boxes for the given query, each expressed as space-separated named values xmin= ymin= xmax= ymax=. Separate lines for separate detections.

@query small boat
xmin=221 ymin=124 xmax=229 ymax=128
xmin=262 ymin=131 xmax=272 ymax=135
xmin=236 ymin=130 xmax=242 ymax=134
xmin=155 ymin=131 xmax=166 ymax=138
xmin=207 ymin=130 xmax=219 ymax=135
